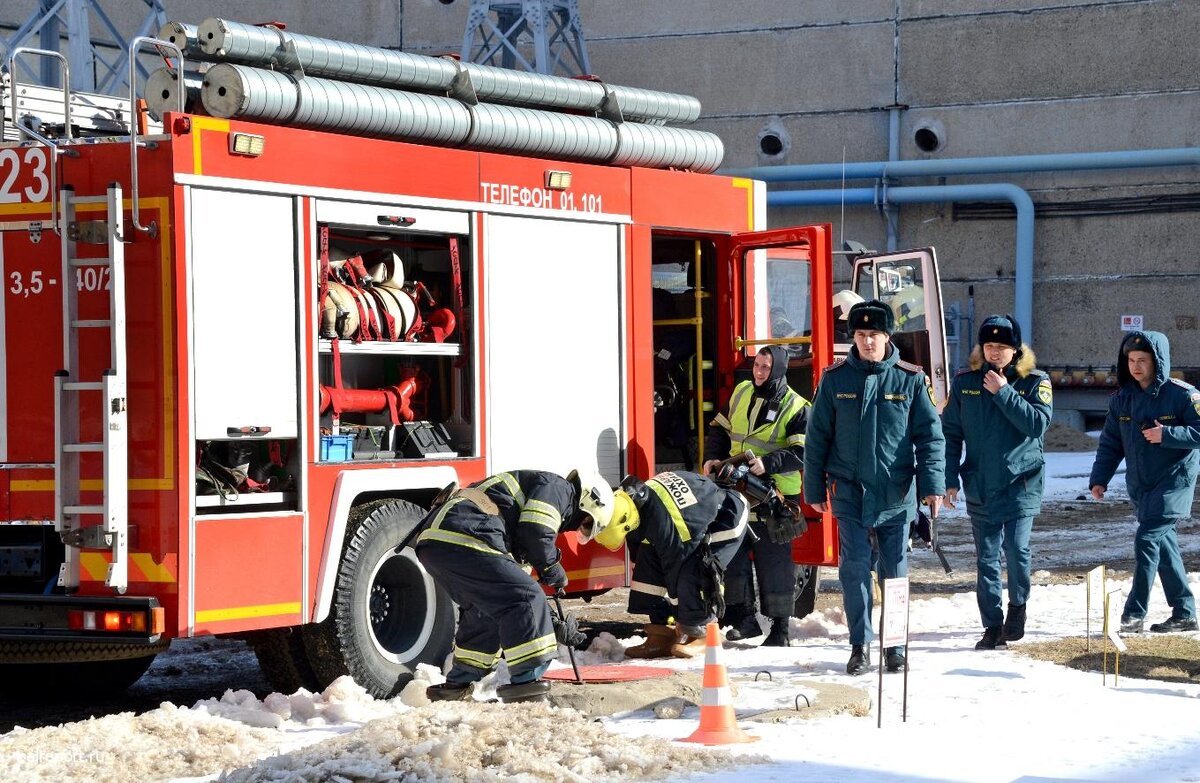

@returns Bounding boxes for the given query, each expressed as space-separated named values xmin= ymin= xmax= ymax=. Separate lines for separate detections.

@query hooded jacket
xmin=705 ymin=345 xmax=809 ymax=496
xmin=942 ymin=343 xmax=1052 ymax=520
xmin=803 ymin=343 xmax=946 ymax=527
xmin=1089 ymin=331 xmax=1200 ymax=520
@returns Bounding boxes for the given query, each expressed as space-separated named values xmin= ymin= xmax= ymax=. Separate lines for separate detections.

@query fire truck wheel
xmin=303 ymin=498 xmax=455 ymax=698
xmin=246 ymin=627 xmax=322 ymax=694
xmin=793 ymin=565 xmax=821 ymax=619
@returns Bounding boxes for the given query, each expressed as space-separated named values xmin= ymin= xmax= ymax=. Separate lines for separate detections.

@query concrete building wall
xmin=4 ymin=0 xmax=1197 ymax=386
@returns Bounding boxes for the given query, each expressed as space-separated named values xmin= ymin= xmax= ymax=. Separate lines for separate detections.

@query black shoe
xmin=724 ymin=611 xmax=762 ymax=642
xmin=497 ymin=680 xmax=552 ymax=704
xmin=426 ymin=682 xmax=473 ymax=702
xmin=1119 ymin=616 xmax=1144 ymax=635
xmin=975 ymin=626 xmax=1006 ymax=650
xmin=1002 ymin=603 xmax=1027 ymax=642
xmin=885 ymin=646 xmax=906 ymax=673
xmin=1149 ymin=616 xmax=1199 ymax=633
xmin=846 ymin=644 xmax=870 ymax=675
xmin=761 ymin=617 xmax=790 ymax=647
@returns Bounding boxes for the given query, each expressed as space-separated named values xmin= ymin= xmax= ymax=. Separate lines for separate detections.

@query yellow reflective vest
xmin=713 ymin=380 xmax=809 ymax=496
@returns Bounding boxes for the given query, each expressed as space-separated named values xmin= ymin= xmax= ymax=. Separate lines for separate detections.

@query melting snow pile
xmin=217 ymin=700 xmax=757 ymax=783
xmin=0 ymin=702 xmax=278 ymax=783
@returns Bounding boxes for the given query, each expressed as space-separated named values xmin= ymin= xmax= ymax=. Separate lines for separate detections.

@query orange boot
xmin=624 ymin=623 xmax=676 ymax=659
xmin=671 ymin=623 xmax=713 ymax=658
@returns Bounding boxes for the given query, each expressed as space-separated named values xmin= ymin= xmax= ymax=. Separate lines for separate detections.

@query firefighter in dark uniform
xmin=942 ymin=315 xmax=1053 ymax=650
xmin=803 ymin=299 xmax=945 ymax=676
xmin=703 ymin=344 xmax=809 ymax=646
xmin=414 ymin=469 xmax=605 ymax=703
xmin=580 ymin=470 xmax=750 ymax=658
xmin=1090 ymin=331 xmax=1200 ymax=634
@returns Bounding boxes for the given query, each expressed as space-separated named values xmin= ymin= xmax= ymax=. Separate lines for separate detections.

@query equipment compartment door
xmin=189 ymin=190 xmax=299 ymax=439
xmin=483 ymin=215 xmax=623 ymax=483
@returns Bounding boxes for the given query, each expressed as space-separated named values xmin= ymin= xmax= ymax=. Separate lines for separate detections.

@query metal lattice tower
xmin=462 ymin=0 xmax=591 ymax=77
xmin=1 ymin=0 xmax=167 ymax=94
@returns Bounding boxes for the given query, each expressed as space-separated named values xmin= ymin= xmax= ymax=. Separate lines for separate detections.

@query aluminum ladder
xmin=54 ymin=183 xmax=129 ymax=593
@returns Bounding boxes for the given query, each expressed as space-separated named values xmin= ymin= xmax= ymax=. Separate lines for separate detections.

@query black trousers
xmin=722 ymin=515 xmax=796 ymax=619
xmin=416 ymin=541 xmax=556 ymax=681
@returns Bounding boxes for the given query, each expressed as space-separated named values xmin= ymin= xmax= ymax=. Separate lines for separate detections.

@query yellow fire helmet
xmin=593 ymin=490 xmax=641 ymax=551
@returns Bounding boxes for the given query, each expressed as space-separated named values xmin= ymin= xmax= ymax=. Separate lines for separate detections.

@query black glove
xmin=538 ymin=560 xmax=568 ymax=590
xmin=763 ymin=498 xmax=807 ymax=544
xmin=549 ymin=605 xmax=586 ymax=647
xmin=910 ymin=509 xmax=933 ymax=548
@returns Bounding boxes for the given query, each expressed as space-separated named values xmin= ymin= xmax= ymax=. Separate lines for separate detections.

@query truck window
xmin=766 ymin=255 xmax=812 ymax=355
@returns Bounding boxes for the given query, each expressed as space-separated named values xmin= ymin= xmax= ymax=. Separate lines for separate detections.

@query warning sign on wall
xmin=1120 ymin=315 xmax=1144 ymax=331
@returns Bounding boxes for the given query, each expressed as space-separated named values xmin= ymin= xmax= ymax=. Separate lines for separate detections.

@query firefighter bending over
xmin=582 ymin=470 xmax=750 ymax=659
xmin=413 ymin=469 xmax=605 ymax=703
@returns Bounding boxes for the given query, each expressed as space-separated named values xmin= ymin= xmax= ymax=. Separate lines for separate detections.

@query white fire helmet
xmin=571 ymin=470 xmax=615 ymax=543
xmin=833 ymin=289 xmax=865 ymax=321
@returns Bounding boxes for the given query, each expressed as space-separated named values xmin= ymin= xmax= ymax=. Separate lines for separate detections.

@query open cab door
xmin=720 ymin=225 xmax=837 ymax=569
xmin=849 ymin=248 xmax=950 ymax=407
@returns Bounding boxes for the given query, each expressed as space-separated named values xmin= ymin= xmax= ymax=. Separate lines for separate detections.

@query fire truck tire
xmin=0 ymin=640 xmax=167 ymax=696
xmin=303 ymin=498 xmax=455 ymax=698
xmin=793 ymin=565 xmax=821 ymax=619
xmin=247 ymin=627 xmax=322 ymax=694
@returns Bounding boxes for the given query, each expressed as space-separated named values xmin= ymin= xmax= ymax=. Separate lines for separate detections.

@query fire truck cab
xmin=0 ymin=29 xmax=942 ymax=698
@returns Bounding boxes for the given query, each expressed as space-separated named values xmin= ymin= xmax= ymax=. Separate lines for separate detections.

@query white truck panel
xmin=189 ymin=189 xmax=299 ymax=439
xmin=484 ymin=215 xmax=624 ymax=482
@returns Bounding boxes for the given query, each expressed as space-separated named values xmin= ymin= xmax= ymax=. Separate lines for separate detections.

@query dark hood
xmin=753 ymin=344 xmax=790 ymax=400
xmin=1116 ymin=330 xmax=1170 ymax=394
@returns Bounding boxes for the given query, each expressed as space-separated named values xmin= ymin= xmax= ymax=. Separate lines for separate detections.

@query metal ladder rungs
xmin=71 ymin=319 xmax=112 ymax=328
xmin=69 ymin=257 xmax=112 ymax=267
xmin=63 ymin=504 xmax=105 ymax=515
xmin=63 ymin=442 xmax=104 ymax=452
xmin=63 ymin=381 xmax=104 ymax=391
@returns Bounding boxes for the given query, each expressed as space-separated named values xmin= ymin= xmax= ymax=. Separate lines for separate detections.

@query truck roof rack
xmin=1 ymin=70 xmax=161 ymax=142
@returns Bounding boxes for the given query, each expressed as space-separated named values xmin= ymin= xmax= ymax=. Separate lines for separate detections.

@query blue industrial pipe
xmin=770 ymin=183 xmax=1036 ymax=339
xmin=728 ymin=147 xmax=1200 ymax=183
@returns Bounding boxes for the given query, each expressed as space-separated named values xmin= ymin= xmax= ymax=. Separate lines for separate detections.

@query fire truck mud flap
xmin=0 ymin=639 xmax=169 ymax=697
xmin=303 ymin=498 xmax=455 ymax=698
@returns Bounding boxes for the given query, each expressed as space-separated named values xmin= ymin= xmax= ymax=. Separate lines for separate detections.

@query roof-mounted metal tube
xmin=200 ymin=63 xmax=724 ymax=172
xmin=190 ymin=17 xmax=701 ymax=124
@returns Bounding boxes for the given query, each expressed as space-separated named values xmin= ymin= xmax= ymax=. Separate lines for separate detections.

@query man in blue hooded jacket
xmin=942 ymin=315 xmax=1052 ymax=650
xmin=804 ymin=299 xmax=945 ymax=675
xmin=1089 ymin=331 xmax=1200 ymax=634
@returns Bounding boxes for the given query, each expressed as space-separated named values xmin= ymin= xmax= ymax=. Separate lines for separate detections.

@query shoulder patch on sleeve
xmin=1036 ymin=379 xmax=1053 ymax=404
xmin=896 ymin=360 xmax=922 ymax=374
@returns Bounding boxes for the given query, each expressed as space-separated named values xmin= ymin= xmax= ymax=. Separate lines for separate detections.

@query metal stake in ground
xmin=554 ymin=589 xmax=583 ymax=683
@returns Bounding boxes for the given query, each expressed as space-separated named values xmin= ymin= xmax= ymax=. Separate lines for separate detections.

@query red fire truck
xmin=0 ymin=26 xmax=944 ymax=697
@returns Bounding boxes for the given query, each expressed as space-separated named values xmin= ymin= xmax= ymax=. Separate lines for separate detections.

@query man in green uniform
xmin=803 ymin=300 xmax=945 ymax=675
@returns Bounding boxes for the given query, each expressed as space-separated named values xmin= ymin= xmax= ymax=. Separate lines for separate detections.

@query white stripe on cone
xmin=702 ymin=686 xmax=733 ymax=707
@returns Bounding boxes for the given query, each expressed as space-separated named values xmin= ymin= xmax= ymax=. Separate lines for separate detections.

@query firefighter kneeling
xmin=413 ymin=469 xmax=604 ymax=704
xmin=582 ymin=470 xmax=751 ymax=659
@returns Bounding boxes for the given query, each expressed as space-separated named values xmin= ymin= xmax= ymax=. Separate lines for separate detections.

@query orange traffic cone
xmin=678 ymin=622 xmax=759 ymax=745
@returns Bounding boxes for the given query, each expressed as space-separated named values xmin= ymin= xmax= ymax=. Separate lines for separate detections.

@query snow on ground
xmin=2 ymin=453 xmax=1199 ymax=782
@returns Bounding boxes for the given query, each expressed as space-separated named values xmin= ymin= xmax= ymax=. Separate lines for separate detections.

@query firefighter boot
xmin=497 ymin=680 xmax=552 ymax=704
xmin=624 ymin=623 xmax=676 ymax=659
xmin=761 ymin=617 xmax=790 ymax=647
xmin=671 ymin=623 xmax=712 ymax=659
xmin=426 ymin=682 xmax=473 ymax=702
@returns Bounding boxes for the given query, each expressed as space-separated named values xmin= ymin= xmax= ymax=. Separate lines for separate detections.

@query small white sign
xmin=1087 ymin=565 xmax=1105 ymax=614
xmin=881 ymin=577 xmax=910 ymax=647
xmin=1105 ymin=591 xmax=1128 ymax=653
xmin=1120 ymin=315 xmax=1144 ymax=332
